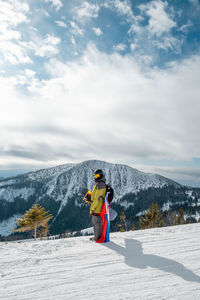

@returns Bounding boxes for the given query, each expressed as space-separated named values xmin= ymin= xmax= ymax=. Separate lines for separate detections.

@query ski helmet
xmin=93 ymin=169 xmax=104 ymax=180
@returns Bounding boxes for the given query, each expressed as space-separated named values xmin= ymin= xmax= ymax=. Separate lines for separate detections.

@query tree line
xmin=1 ymin=201 xmax=200 ymax=242
xmin=117 ymin=203 xmax=198 ymax=232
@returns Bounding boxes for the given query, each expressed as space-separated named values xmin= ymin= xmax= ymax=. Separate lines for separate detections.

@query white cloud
xmin=153 ymin=36 xmax=182 ymax=52
xmin=1 ymin=44 xmax=200 ymax=174
xmin=179 ymin=21 xmax=193 ymax=33
xmin=0 ymin=0 xmax=31 ymax=64
xmin=0 ymin=0 xmax=29 ymax=27
xmin=92 ymin=27 xmax=102 ymax=36
xmin=15 ymin=69 xmax=39 ymax=87
xmin=107 ymin=0 xmax=179 ymax=55
xmin=0 ymin=25 xmax=21 ymax=41
xmin=34 ymin=34 xmax=61 ymax=58
xmin=55 ymin=20 xmax=67 ymax=28
xmin=71 ymin=37 xmax=76 ymax=45
xmin=74 ymin=1 xmax=100 ymax=20
xmin=139 ymin=0 xmax=176 ymax=37
xmin=130 ymin=43 xmax=136 ymax=51
xmin=70 ymin=21 xmax=84 ymax=36
xmin=44 ymin=0 xmax=63 ymax=11
xmin=128 ymin=1 xmax=180 ymax=54
xmin=0 ymin=41 xmax=32 ymax=64
xmin=106 ymin=0 xmax=135 ymax=22
xmin=36 ymin=8 xmax=50 ymax=17
xmin=113 ymin=43 xmax=126 ymax=51
xmin=128 ymin=24 xmax=141 ymax=35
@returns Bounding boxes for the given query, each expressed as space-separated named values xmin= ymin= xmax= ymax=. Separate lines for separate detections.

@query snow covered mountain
xmin=0 ymin=160 xmax=178 ymax=203
xmin=0 ymin=160 xmax=200 ymax=237
xmin=0 ymin=223 xmax=200 ymax=299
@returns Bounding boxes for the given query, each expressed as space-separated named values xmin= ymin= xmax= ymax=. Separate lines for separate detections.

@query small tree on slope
xmin=117 ymin=211 xmax=127 ymax=232
xmin=139 ymin=203 xmax=163 ymax=229
xmin=13 ymin=203 xmax=53 ymax=241
xmin=175 ymin=208 xmax=185 ymax=225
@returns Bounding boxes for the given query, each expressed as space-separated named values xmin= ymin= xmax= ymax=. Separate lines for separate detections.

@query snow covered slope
xmin=0 ymin=223 xmax=200 ymax=299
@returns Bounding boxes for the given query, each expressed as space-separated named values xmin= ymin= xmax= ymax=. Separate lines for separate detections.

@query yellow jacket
xmin=90 ymin=177 xmax=106 ymax=215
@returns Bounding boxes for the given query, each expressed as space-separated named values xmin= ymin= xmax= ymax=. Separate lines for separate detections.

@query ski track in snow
xmin=0 ymin=223 xmax=200 ymax=300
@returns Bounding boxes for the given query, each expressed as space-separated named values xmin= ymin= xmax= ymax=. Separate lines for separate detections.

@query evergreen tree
xmin=38 ymin=224 xmax=49 ymax=240
xmin=130 ymin=223 xmax=135 ymax=231
xmin=175 ymin=208 xmax=185 ymax=225
xmin=117 ymin=211 xmax=128 ymax=231
xmin=165 ymin=210 xmax=177 ymax=226
xmin=139 ymin=203 xmax=163 ymax=229
xmin=13 ymin=203 xmax=53 ymax=240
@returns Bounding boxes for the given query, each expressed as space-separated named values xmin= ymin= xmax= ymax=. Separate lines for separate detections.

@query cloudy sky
xmin=0 ymin=0 xmax=200 ymax=186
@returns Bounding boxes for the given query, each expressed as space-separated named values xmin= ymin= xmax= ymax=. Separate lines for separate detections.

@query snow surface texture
xmin=0 ymin=223 xmax=200 ymax=300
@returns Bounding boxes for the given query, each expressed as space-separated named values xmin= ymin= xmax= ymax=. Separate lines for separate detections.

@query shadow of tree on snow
xmin=103 ymin=239 xmax=200 ymax=283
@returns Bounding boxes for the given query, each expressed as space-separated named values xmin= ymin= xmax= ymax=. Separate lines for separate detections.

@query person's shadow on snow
xmin=103 ymin=239 xmax=200 ymax=283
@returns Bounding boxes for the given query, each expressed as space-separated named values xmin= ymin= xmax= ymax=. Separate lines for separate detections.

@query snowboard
xmin=96 ymin=191 xmax=110 ymax=243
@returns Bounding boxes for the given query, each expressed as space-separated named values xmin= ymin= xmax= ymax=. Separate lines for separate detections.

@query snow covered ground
xmin=0 ymin=223 xmax=200 ymax=300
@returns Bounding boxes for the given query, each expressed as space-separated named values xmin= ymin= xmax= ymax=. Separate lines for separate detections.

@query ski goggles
xmin=94 ymin=173 xmax=101 ymax=179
